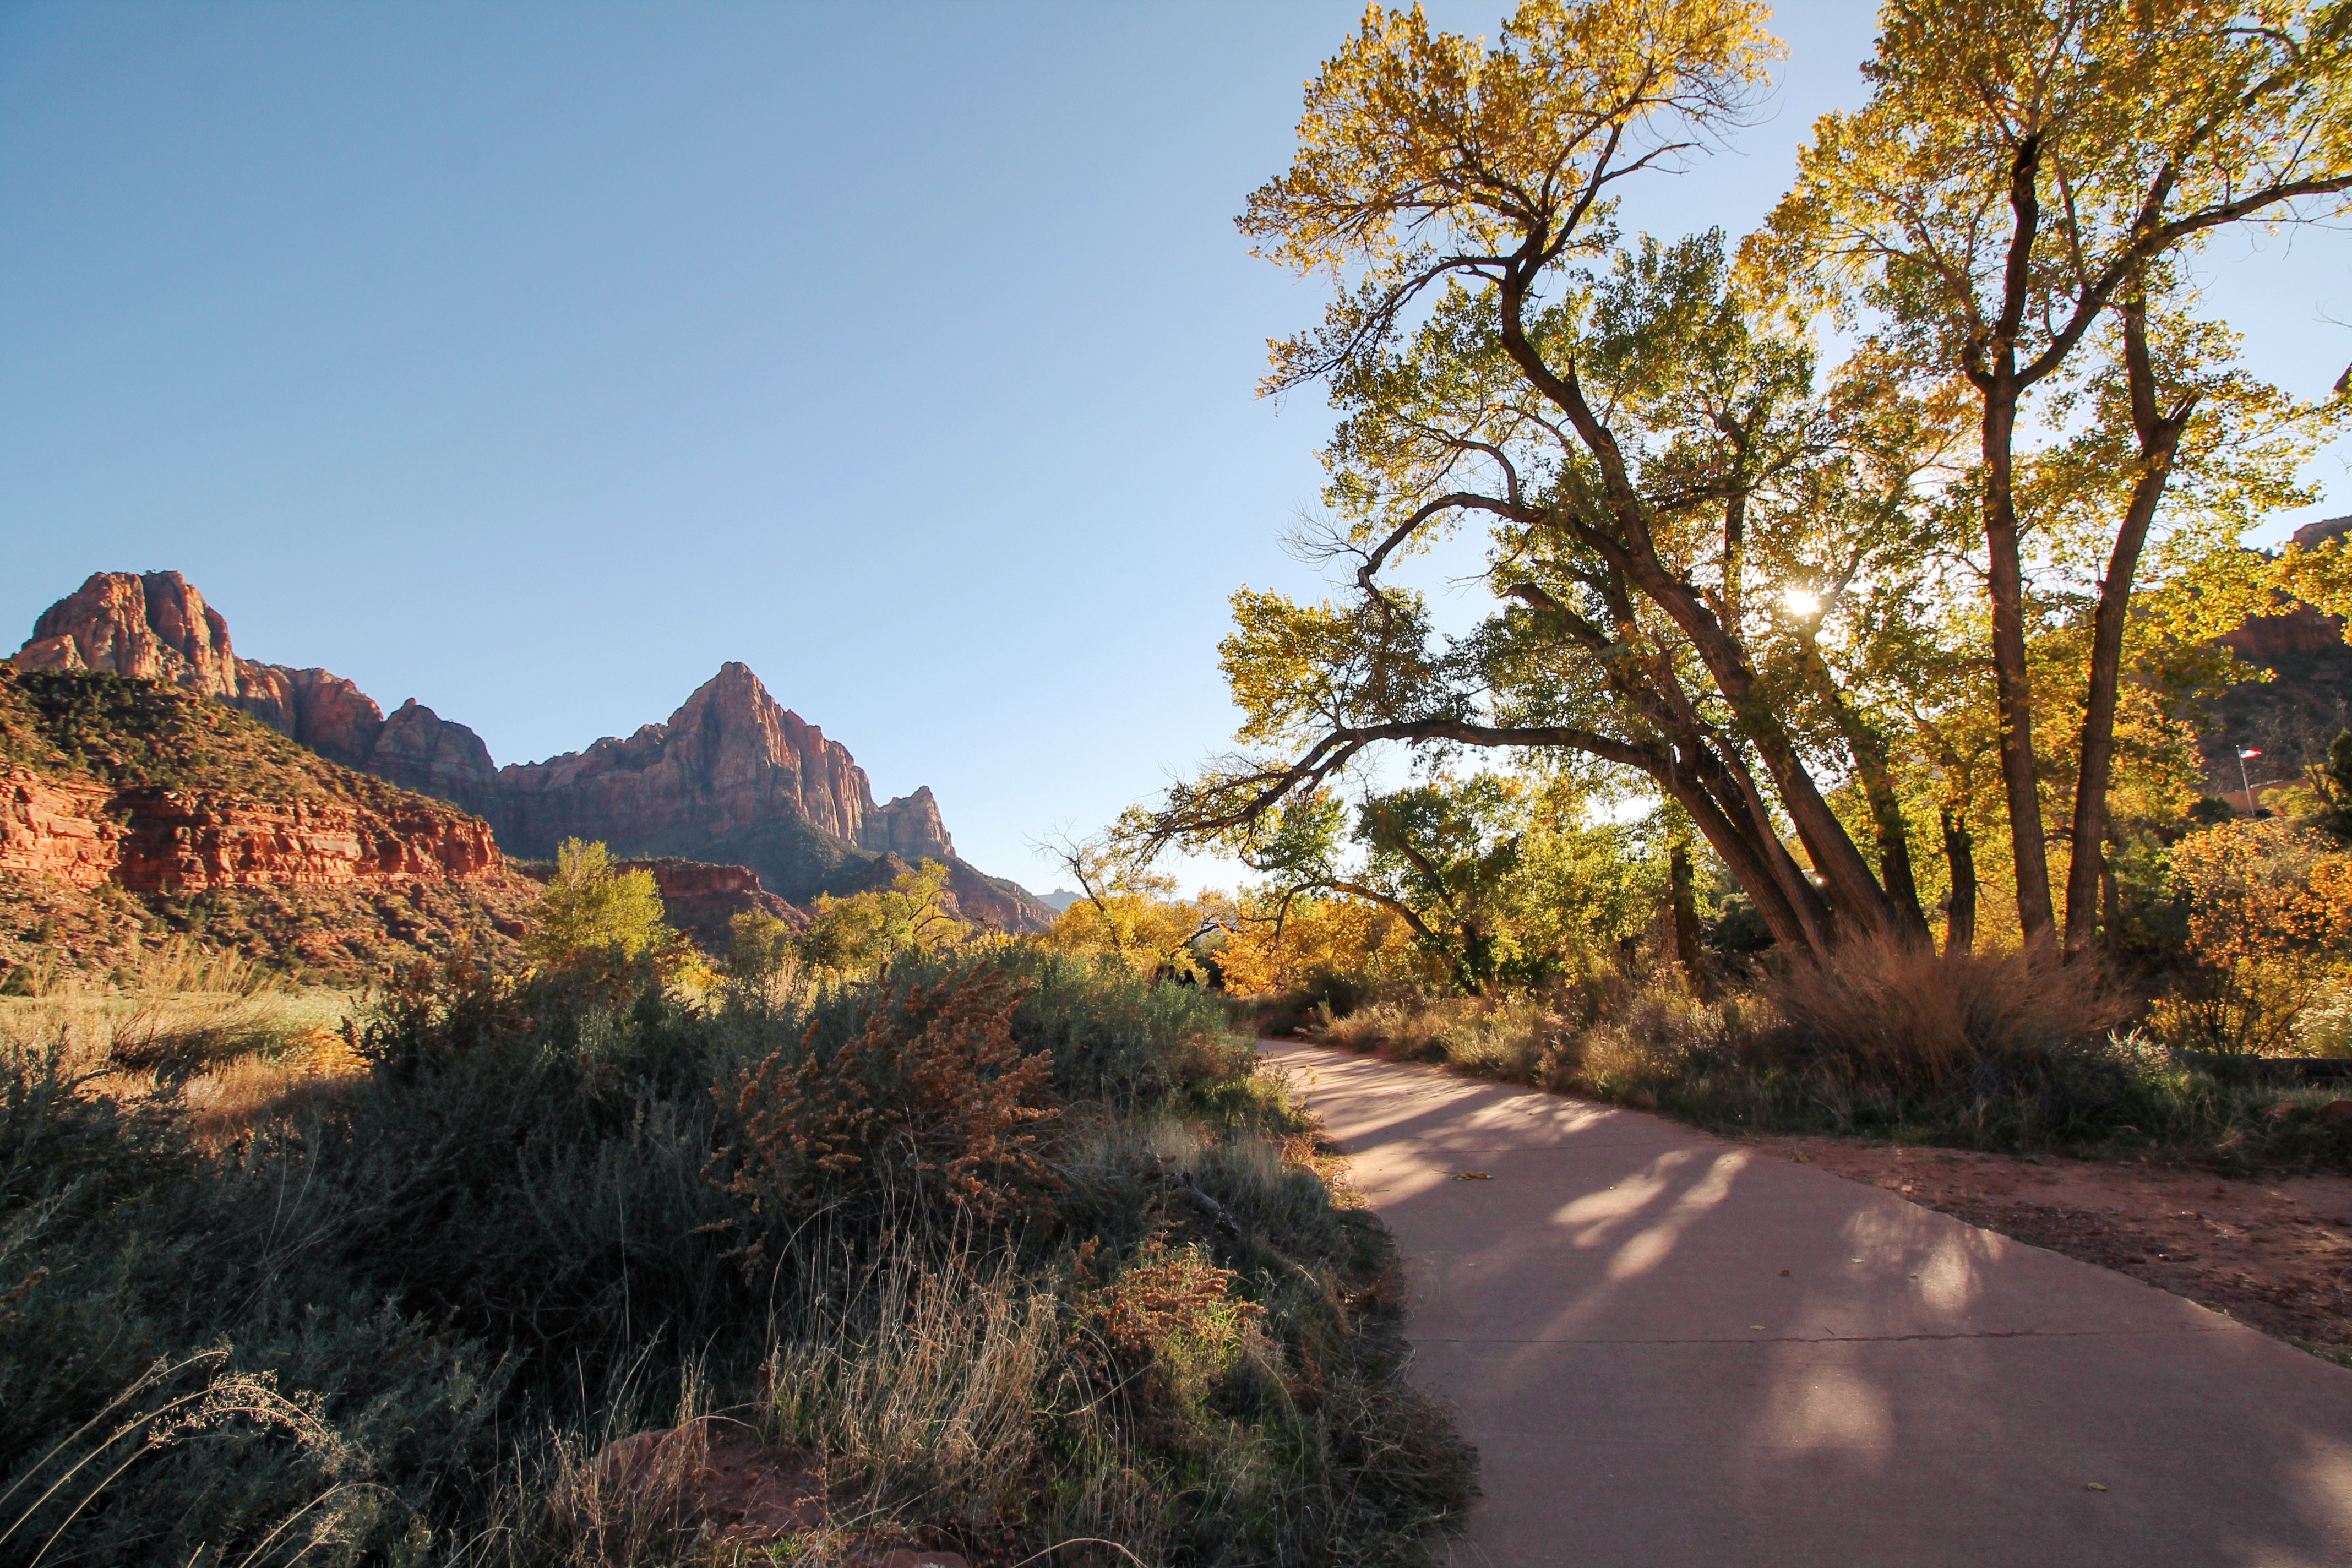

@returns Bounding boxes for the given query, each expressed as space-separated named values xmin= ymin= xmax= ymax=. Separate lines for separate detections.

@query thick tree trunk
xmin=2062 ymin=295 xmax=2191 ymax=958
xmin=1804 ymin=638 xmax=1932 ymax=947
xmin=1492 ymin=274 xmax=1901 ymax=942
xmin=1663 ymin=769 xmax=1814 ymax=956
xmin=1941 ymin=808 xmax=1978 ymax=957
xmin=1709 ymin=746 xmax=1834 ymax=951
xmin=1665 ymin=616 xmax=1902 ymax=938
xmin=1866 ymin=774 xmax=1931 ymax=946
xmin=1501 ymin=578 xmax=1833 ymax=957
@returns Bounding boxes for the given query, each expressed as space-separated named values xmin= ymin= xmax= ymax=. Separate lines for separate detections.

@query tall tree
xmin=1762 ymin=0 xmax=2352 ymax=949
xmin=1157 ymin=29 xmax=1978 ymax=960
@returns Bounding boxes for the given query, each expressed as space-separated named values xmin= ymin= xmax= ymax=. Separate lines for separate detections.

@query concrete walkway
xmin=1264 ymin=1041 xmax=2352 ymax=1568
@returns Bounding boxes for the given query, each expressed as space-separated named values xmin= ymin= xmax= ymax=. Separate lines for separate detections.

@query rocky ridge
xmin=14 ymin=573 xmax=1053 ymax=930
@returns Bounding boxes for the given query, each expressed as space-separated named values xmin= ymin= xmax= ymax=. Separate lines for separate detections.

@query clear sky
xmin=4 ymin=2 xmax=2346 ymax=891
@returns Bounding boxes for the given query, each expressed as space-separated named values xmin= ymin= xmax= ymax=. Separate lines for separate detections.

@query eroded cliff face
xmin=0 ymin=768 xmax=499 ymax=894
xmin=17 ymin=573 xmax=404 ymax=767
xmin=864 ymin=785 xmax=955 ymax=862
xmin=614 ymin=857 xmax=805 ymax=952
xmin=492 ymin=663 xmax=879 ymax=852
xmin=13 ymin=573 xmax=1055 ymax=931
xmin=19 ymin=572 xmax=248 ymax=696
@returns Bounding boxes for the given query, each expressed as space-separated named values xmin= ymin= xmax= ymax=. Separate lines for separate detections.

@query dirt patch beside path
xmin=1746 ymin=1136 xmax=2352 ymax=1362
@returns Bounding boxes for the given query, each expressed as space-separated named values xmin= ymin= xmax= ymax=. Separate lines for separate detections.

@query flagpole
xmin=2238 ymin=748 xmax=2258 ymax=813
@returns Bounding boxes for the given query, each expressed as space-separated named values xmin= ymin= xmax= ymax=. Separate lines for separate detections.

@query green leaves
xmin=1221 ymin=586 xmax=1447 ymax=744
xmin=524 ymin=839 xmax=672 ymax=971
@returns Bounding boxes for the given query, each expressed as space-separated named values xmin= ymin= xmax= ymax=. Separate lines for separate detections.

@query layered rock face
xmin=0 ymin=768 xmax=499 ymax=894
xmin=492 ymin=663 xmax=880 ymax=851
xmin=13 ymin=573 xmax=1053 ymax=931
xmin=617 ymin=858 xmax=806 ymax=952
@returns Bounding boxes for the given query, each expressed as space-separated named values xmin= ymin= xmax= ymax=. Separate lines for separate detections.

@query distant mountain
xmin=1034 ymin=889 xmax=1082 ymax=913
xmin=13 ymin=571 xmax=1054 ymax=932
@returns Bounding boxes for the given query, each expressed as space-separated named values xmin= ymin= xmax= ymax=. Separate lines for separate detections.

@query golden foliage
xmin=1245 ymin=0 xmax=1775 ymax=285
xmin=2177 ymin=824 xmax=2352 ymax=1055
xmin=1217 ymin=894 xmax=1413 ymax=996
xmin=2153 ymin=819 xmax=2352 ymax=1054
xmin=795 ymin=859 xmax=969 ymax=976
xmin=1042 ymin=889 xmax=1226 ymax=979
xmin=525 ymin=839 xmax=672 ymax=972
xmin=1035 ymin=835 xmax=1233 ymax=979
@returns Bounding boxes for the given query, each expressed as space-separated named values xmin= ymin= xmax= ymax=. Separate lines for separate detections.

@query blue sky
xmin=4 ymin=2 xmax=2346 ymax=890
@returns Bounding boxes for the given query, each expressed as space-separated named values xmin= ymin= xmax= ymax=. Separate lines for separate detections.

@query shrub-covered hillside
xmin=0 ymin=667 xmax=540 ymax=987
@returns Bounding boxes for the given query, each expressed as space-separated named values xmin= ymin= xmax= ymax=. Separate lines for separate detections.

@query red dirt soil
xmin=1746 ymin=1135 xmax=2352 ymax=1360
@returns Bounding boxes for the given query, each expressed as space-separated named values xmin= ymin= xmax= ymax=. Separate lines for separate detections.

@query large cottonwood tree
xmin=1145 ymin=1 xmax=1990 ymax=957
xmin=1762 ymin=0 xmax=2352 ymax=951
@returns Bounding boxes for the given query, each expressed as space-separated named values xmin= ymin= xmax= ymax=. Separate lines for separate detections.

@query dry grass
xmin=0 ymin=1351 xmax=380 ymax=1566
xmin=1751 ymin=935 xmax=2133 ymax=1085
xmin=0 ymin=937 xmax=365 ymax=1144
xmin=1314 ymin=994 xmax=1564 ymax=1081
xmin=1304 ymin=940 xmax=2352 ymax=1170
xmin=765 ymin=1243 xmax=1071 ymax=1548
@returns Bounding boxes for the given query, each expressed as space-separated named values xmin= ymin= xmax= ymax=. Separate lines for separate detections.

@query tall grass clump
xmin=1749 ymin=937 xmax=2132 ymax=1088
xmin=0 ymin=939 xmax=1472 ymax=1566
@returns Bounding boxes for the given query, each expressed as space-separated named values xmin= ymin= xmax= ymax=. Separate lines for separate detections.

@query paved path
xmin=1264 ymin=1041 xmax=2352 ymax=1568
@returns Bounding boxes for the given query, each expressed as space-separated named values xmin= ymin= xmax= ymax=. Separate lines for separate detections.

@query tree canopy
xmin=1137 ymin=0 xmax=2352 ymax=970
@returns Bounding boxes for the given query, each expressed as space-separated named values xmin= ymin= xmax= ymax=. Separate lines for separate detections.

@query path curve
xmin=1265 ymin=1041 xmax=2352 ymax=1568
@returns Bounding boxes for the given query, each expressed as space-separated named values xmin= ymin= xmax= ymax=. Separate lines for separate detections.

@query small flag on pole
xmin=2240 ymin=748 xmax=2263 ymax=759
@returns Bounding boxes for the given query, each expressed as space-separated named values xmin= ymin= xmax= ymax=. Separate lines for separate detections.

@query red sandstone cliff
xmin=494 ymin=663 xmax=880 ymax=847
xmin=614 ymin=858 xmax=806 ymax=952
xmin=13 ymin=572 xmax=1054 ymax=931
xmin=0 ymin=768 xmax=499 ymax=894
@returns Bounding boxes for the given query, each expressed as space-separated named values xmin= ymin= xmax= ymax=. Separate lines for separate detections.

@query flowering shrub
xmin=1069 ymin=1234 xmax=1267 ymax=1429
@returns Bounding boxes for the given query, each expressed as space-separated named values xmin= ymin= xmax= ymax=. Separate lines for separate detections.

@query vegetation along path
xmin=1264 ymin=1041 xmax=2352 ymax=1568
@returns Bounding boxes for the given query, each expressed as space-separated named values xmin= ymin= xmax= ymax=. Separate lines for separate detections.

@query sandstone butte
xmin=11 ymin=571 xmax=1053 ymax=931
